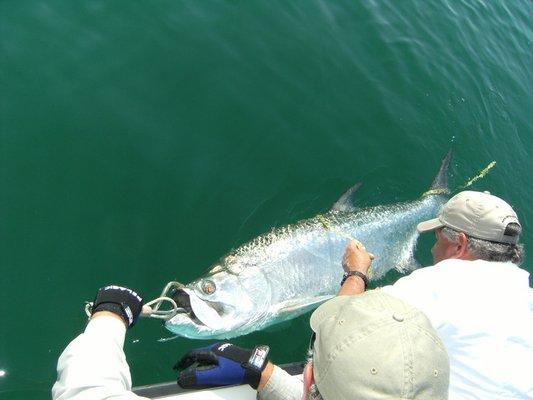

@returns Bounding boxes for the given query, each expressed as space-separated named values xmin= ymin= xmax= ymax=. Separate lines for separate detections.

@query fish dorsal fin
xmin=331 ymin=182 xmax=362 ymax=212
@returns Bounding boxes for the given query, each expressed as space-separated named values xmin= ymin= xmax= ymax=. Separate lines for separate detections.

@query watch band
xmin=341 ymin=271 xmax=368 ymax=289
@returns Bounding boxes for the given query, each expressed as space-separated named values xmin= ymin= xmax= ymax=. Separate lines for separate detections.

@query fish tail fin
xmin=422 ymin=149 xmax=453 ymax=197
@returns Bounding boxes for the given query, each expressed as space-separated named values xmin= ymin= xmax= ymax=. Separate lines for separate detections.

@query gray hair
xmin=308 ymin=383 xmax=324 ymax=400
xmin=441 ymin=226 xmax=524 ymax=265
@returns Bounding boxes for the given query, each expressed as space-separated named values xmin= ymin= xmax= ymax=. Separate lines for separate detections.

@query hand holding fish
xmin=342 ymin=240 xmax=374 ymax=275
xmin=339 ymin=241 xmax=374 ymax=295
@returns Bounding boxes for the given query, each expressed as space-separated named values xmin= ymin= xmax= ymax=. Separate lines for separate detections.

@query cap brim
xmin=416 ymin=218 xmax=444 ymax=233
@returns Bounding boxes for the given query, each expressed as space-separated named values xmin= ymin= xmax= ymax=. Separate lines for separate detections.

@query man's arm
xmin=257 ymin=364 xmax=303 ymax=400
xmin=257 ymin=362 xmax=275 ymax=391
xmin=53 ymin=313 xmax=148 ymax=400
xmin=52 ymin=286 xmax=148 ymax=400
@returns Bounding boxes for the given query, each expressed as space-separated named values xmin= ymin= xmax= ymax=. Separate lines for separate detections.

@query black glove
xmin=174 ymin=342 xmax=270 ymax=389
xmin=92 ymin=285 xmax=143 ymax=328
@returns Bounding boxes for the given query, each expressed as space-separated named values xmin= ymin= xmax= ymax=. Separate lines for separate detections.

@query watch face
xmin=248 ymin=346 xmax=269 ymax=369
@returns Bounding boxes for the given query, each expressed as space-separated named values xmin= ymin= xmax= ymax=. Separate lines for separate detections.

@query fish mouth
xmin=170 ymin=288 xmax=193 ymax=314
xmin=170 ymin=288 xmax=226 ymax=329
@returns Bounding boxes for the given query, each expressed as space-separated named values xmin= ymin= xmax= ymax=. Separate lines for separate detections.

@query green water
xmin=1 ymin=1 xmax=532 ymax=398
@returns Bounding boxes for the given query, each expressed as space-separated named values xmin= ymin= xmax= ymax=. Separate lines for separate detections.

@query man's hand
xmin=342 ymin=240 xmax=374 ymax=275
xmin=91 ymin=285 xmax=143 ymax=329
xmin=174 ymin=343 xmax=270 ymax=390
xmin=339 ymin=241 xmax=374 ymax=295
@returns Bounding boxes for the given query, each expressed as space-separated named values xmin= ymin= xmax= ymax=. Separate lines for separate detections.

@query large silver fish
xmin=165 ymin=151 xmax=452 ymax=339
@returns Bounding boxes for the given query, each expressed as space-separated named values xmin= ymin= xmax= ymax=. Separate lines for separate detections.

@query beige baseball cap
xmin=310 ymin=291 xmax=449 ymax=400
xmin=417 ymin=191 xmax=521 ymax=244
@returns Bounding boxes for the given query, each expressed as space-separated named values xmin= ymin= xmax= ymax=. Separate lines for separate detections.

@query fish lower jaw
xmin=164 ymin=322 xmax=243 ymax=340
xmin=164 ymin=314 xmax=243 ymax=339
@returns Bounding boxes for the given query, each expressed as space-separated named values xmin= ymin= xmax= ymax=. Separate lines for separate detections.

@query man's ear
xmin=302 ymin=362 xmax=314 ymax=400
xmin=456 ymin=232 xmax=471 ymax=259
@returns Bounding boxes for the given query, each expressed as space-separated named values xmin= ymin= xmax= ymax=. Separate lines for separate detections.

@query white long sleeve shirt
xmin=52 ymin=315 xmax=148 ymax=400
xmin=382 ymin=259 xmax=533 ymax=400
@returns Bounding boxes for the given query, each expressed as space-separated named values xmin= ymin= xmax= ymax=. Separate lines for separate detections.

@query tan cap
xmin=417 ymin=191 xmax=521 ymax=244
xmin=310 ymin=291 xmax=449 ymax=400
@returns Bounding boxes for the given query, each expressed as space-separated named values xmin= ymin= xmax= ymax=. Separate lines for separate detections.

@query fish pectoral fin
xmin=331 ymin=182 xmax=362 ymax=212
xmin=272 ymin=295 xmax=333 ymax=315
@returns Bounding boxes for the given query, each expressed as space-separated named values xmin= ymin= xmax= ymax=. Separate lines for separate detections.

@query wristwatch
xmin=244 ymin=345 xmax=270 ymax=372
xmin=243 ymin=345 xmax=270 ymax=389
xmin=340 ymin=271 xmax=368 ymax=290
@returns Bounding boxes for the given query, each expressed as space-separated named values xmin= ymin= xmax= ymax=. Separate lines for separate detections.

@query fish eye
xmin=201 ymin=280 xmax=216 ymax=295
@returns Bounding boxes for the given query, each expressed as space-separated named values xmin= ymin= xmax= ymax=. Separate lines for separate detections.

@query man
xmin=181 ymin=190 xmax=533 ymax=399
xmin=364 ymin=190 xmax=532 ymax=399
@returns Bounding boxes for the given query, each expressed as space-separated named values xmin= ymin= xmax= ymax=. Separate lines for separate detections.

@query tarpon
xmin=165 ymin=151 xmax=452 ymax=339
